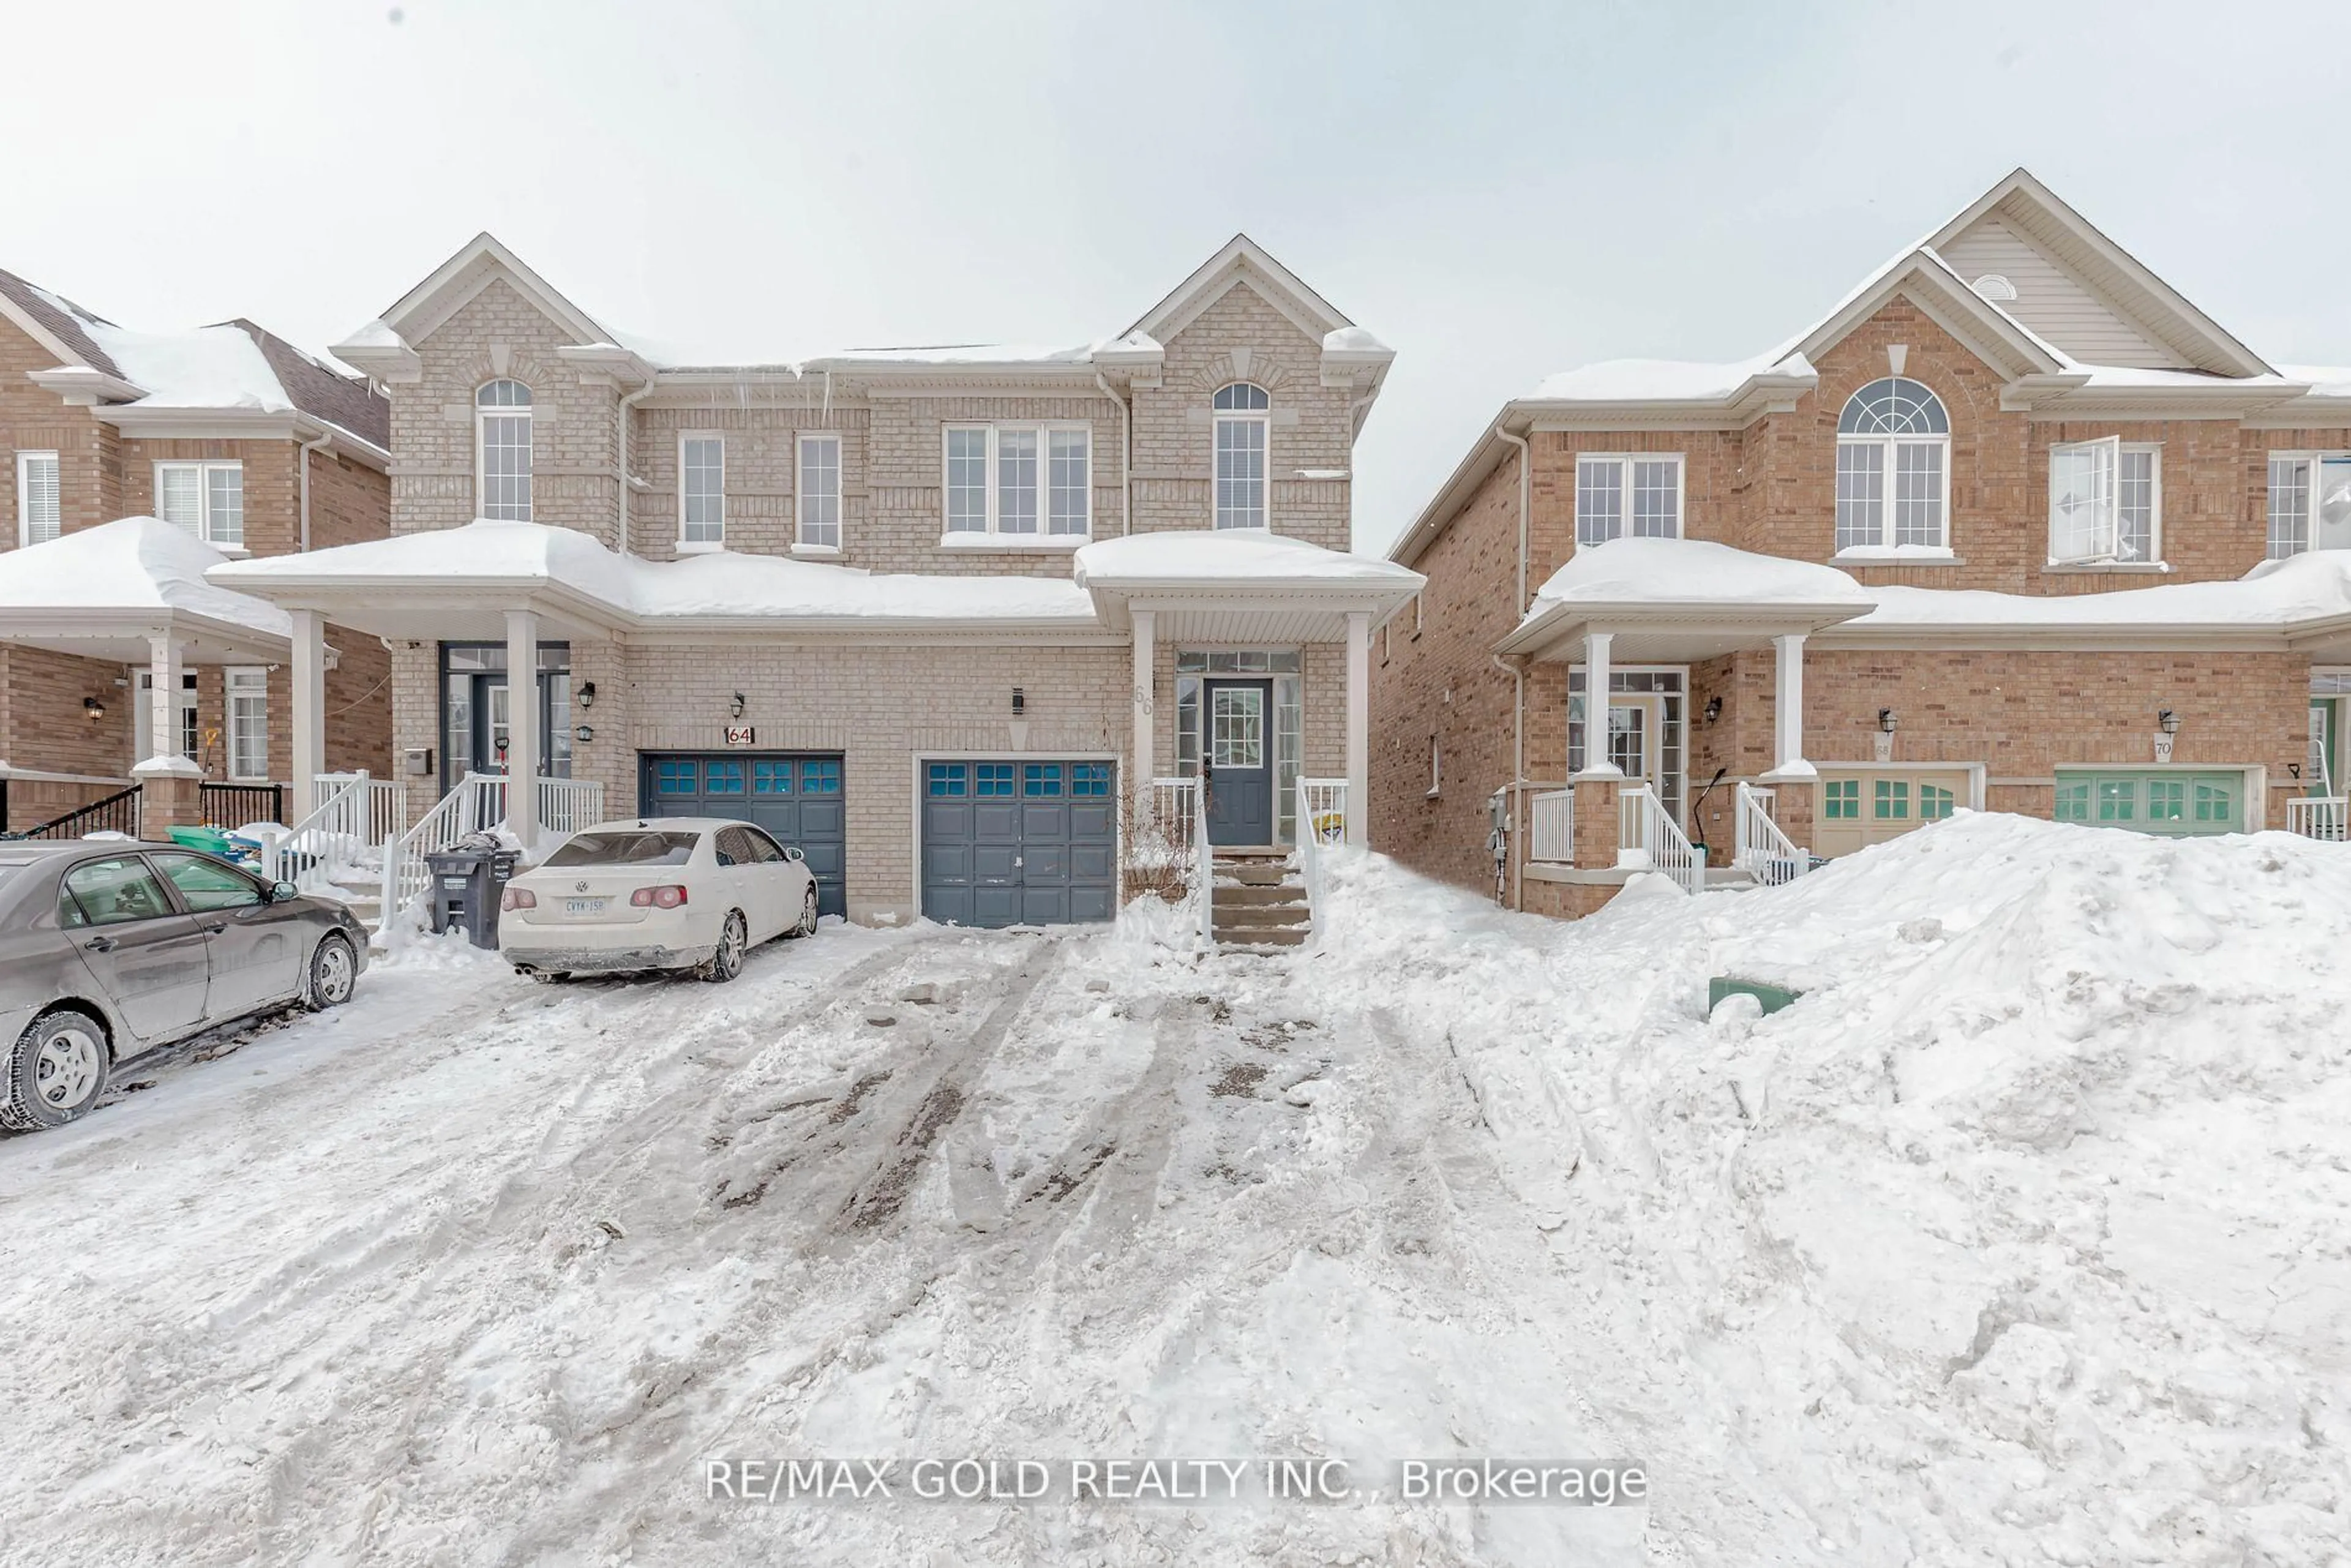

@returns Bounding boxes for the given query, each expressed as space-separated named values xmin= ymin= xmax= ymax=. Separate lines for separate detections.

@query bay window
xmin=2268 ymin=452 xmax=2351 ymax=557
xmin=941 ymin=424 xmax=1090 ymax=540
xmin=1835 ymin=377 xmax=1949 ymax=554
xmin=156 ymin=460 xmax=244 ymax=548
xmin=2049 ymin=438 xmax=2161 ymax=564
xmin=1575 ymin=454 xmax=1683 ymax=545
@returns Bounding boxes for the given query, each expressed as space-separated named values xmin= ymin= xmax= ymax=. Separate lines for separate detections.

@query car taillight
xmin=631 ymin=885 xmax=688 ymax=909
xmin=501 ymin=887 xmax=536 ymax=911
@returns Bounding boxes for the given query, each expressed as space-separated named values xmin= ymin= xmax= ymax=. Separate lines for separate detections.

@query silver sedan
xmin=0 ymin=840 xmax=369 ymax=1131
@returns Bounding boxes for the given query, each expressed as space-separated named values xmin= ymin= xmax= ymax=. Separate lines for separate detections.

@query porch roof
xmin=1072 ymin=527 xmax=1423 ymax=640
xmin=1498 ymin=538 xmax=1873 ymax=662
xmin=0 ymin=517 xmax=291 ymax=664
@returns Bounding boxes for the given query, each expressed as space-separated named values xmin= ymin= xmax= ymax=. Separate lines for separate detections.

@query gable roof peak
xmin=1128 ymin=231 xmax=1357 ymax=345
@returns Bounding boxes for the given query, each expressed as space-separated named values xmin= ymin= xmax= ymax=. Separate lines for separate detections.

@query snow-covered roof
xmin=1074 ymin=527 xmax=1422 ymax=590
xmin=1526 ymin=352 xmax=1816 ymax=404
xmin=212 ymin=519 xmax=1097 ymax=631
xmin=1847 ymin=549 xmax=2351 ymax=639
xmin=1527 ymin=537 xmax=1874 ymax=611
xmin=629 ymin=331 xmax=1158 ymax=375
xmin=0 ymin=516 xmax=291 ymax=639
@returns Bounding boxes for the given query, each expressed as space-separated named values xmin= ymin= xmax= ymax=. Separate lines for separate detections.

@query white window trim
xmin=2267 ymin=450 xmax=2351 ymax=559
xmin=937 ymin=422 xmax=1092 ymax=545
xmin=1427 ymin=735 xmax=1442 ymax=798
xmin=1573 ymin=452 xmax=1687 ymax=546
xmin=797 ymin=430 xmax=844 ymax=552
xmin=2047 ymin=438 xmax=2163 ymax=567
xmin=475 ymin=385 xmax=533 ymax=522
xmin=15 ymin=449 xmax=60 ymax=547
xmin=1834 ymin=432 xmax=1952 ymax=558
xmin=1213 ymin=403 xmax=1272 ymax=531
xmin=153 ymin=459 xmax=247 ymax=553
xmin=677 ymin=430 xmax=726 ymax=553
xmin=225 ymin=666 xmax=270 ymax=782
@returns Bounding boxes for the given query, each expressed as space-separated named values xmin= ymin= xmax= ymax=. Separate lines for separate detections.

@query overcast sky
xmin=9 ymin=1 xmax=2350 ymax=553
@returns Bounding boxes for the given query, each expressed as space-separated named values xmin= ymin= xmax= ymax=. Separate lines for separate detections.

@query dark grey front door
xmin=1204 ymin=679 xmax=1273 ymax=846
xmin=641 ymin=754 xmax=847 ymax=917
xmin=922 ymin=760 xmax=1117 ymax=927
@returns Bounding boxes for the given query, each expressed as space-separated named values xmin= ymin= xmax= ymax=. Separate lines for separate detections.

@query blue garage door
xmin=640 ymin=754 xmax=846 ymax=917
xmin=922 ymin=760 xmax=1117 ymax=928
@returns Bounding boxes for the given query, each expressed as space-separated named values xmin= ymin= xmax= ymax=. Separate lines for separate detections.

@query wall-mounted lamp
xmin=1878 ymin=707 xmax=1899 ymax=733
xmin=574 ymin=724 xmax=594 ymax=743
xmin=83 ymin=697 xmax=105 ymax=721
xmin=2157 ymin=709 xmax=2180 ymax=734
xmin=728 ymin=692 xmax=746 ymax=719
xmin=1011 ymin=686 xmax=1026 ymax=716
xmin=1703 ymin=696 xmax=1723 ymax=725
xmin=576 ymin=680 xmax=596 ymax=709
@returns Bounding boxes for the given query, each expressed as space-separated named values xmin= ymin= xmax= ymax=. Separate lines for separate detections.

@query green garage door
xmin=2054 ymin=770 xmax=2244 ymax=836
xmin=640 ymin=754 xmax=846 ymax=917
xmin=921 ymin=760 xmax=1117 ymax=928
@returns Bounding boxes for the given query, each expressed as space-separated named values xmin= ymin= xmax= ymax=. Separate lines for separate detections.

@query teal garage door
xmin=921 ymin=760 xmax=1117 ymax=927
xmin=640 ymin=754 xmax=846 ymax=917
xmin=2053 ymin=770 xmax=2244 ymax=836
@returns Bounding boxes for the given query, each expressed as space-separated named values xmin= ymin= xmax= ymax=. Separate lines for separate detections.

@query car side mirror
xmin=271 ymin=880 xmax=299 ymax=903
xmin=784 ymin=846 xmax=806 ymax=863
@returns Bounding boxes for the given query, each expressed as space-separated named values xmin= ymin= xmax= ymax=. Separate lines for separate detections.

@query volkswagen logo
xmin=575 ymin=880 xmax=590 ymax=892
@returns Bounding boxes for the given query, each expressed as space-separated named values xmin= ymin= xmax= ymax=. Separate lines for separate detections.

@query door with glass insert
xmin=1204 ymin=679 xmax=1273 ymax=845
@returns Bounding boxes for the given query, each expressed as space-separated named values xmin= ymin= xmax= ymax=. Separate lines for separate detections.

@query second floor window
xmin=942 ymin=425 xmax=1089 ymax=538
xmin=156 ymin=460 xmax=243 ymax=548
xmin=2268 ymin=452 xmax=2351 ymax=557
xmin=2049 ymin=439 xmax=2161 ymax=564
xmin=798 ymin=432 xmax=841 ymax=549
xmin=15 ymin=449 xmax=59 ymax=546
xmin=1575 ymin=454 xmax=1682 ymax=545
xmin=1213 ymin=382 xmax=1269 ymax=529
xmin=1835 ymin=377 xmax=1949 ymax=552
xmin=680 ymin=433 xmax=724 ymax=547
xmin=477 ymin=380 xmax=533 ymax=521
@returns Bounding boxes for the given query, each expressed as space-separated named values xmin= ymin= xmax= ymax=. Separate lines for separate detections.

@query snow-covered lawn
xmin=2 ymin=813 xmax=2347 ymax=1565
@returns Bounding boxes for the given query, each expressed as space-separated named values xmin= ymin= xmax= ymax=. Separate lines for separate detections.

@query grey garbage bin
xmin=425 ymin=846 xmax=523 ymax=948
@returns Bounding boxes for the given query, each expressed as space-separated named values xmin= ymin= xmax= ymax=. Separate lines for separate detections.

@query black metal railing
xmin=199 ymin=781 xmax=284 ymax=829
xmin=6 ymin=784 xmax=143 ymax=841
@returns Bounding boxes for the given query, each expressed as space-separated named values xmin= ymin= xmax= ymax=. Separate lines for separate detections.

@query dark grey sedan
xmin=0 ymin=840 xmax=369 ymax=1131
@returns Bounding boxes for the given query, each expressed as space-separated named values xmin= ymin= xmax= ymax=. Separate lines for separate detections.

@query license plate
xmin=564 ymin=898 xmax=608 ymax=917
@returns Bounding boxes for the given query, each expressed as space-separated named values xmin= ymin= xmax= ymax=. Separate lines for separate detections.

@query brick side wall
xmin=0 ymin=316 xmax=106 ymax=547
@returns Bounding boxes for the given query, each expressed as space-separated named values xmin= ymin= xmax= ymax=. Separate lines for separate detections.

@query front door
xmin=1604 ymin=694 xmax=1664 ymax=797
xmin=1204 ymin=679 xmax=1273 ymax=846
xmin=2311 ymin=698 xmax=2341 ymax=796
xmin=469 ymin=672 xmax=568 ymax=778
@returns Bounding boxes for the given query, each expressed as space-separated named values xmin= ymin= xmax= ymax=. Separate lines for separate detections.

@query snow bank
xmin=0 ymin=515 xmax=290 ymax=636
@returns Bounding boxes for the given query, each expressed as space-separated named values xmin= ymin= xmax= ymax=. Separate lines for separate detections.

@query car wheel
xmin=792 ymin=883 xmax=819 ymax=938
xmin=304 ymin=933 xmax=358 ymax=1011
xmin=700 ymin=910 xmax=748 ymax=983
xmin=1 ymin=1010 xmax=111 ymax=1132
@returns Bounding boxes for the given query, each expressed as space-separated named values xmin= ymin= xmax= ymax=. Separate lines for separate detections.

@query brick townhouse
xmin=213 ymin=234 xmax=1419 ymax=926
xmin=0 ymin=268 xmax=393 ymax=836
xmin=1377 ymin=169 xmax=2351 ymax=918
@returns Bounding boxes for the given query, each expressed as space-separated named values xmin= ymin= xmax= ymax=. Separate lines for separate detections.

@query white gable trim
xmin=1795 ymin=250 xmax=2068 ymax=380
xmin=0 ymin=293 xmax=96 ymax=375
xmin=375 ymin=232 xmax=614 ymax=350
xmin=1130 ymin=234 xmax=1353 ymax=345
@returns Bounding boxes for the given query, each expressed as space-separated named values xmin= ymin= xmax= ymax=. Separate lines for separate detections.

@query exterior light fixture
xmin=2158 ymin=709 xmax=2180 ymax=734
xmin=729 ymin=692 xmax=746 ymax=719
xmin=576 ymin=680 xmax=596 ymax=709
xmin=1703 ymin=696 xmax=1722 ymax=724
xmin=575 ymin=724 xmax=594 ymax=743
xmin=1878 ymin=708 xmax=1899 ymax=733
xmin=83 ymin=697 xmax=105 ymax=721
xmin=1011 ymin=687 xmax=1026 ymax=716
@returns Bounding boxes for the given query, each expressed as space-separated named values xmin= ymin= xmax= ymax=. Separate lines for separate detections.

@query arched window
xmin=1835 ymin=377 xmax=1948 ymax=552
xmin=476 ymin=380 xmax=533 ymax=521
xmin=1213 ymin=381 xmax=1270 ymax=530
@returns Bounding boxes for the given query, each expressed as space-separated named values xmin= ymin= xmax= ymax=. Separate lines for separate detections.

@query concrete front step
xmin=1217 ymin=864 xmax=1295 ymax=887
xmin=1213 ymin=925 xmax=1309 ymax=948
xmin=1213 ymin=902 xmax=1310 ymax=928
xmin=1211 ymin=882 xmax=1307 ymax=906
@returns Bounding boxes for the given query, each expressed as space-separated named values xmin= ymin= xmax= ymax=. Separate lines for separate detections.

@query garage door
xmin=1817 ymin=770 xmax=1965 ymax=857
xmin=921 ymin=760 xmax=1116 ymax=928
xmin=640 ymin=754 xmax=846 ymax=917
xmin=2053 ymin=769 xmax=2244 ymax=836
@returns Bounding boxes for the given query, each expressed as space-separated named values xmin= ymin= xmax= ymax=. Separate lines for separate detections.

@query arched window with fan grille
xmin=1835 ymin=377 xmax=1949 ymax=552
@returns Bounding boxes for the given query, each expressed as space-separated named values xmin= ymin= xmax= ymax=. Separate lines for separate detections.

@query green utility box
xmin=1708 ymin=976 xmax=1804 ymax=1016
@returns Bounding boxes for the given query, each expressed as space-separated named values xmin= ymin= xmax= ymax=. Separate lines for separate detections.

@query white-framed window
xmin=2049 ymin=438 xmax=2161 ymax=564
xmin=1835 ymin=377 xmax=1950 ymax=553
xmin=940 ymin=424 xmax=1090 ymax=539
xmin=2267 ymin=452 xmax=2351 ymax=557
xmin=798 ymin=432 xmax=842 ymax=549
xmin=14 ymin=449 xmax=59 ymax=546
xmin=476 ymin=380 xmax=533 ymax=521
xmin=156 ymin=460 xmax=244 ymax=548
xmin=679 ymin=432 xmax=724 ymax=548
xmin=1575 ymin=454 xmax=1684 ymax=545
xmin=225 ymin=667 xmax=269 ymax=781
xmin=1213 ymin=382 xmax=1270 ymax=530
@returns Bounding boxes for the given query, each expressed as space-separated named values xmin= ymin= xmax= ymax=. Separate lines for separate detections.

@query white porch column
xmin=289 ymin=609 xmax=327 ymax=821
xmin=1575 ymin=631 xmax=1622 ymax=779
xmin=1344 ymin=609 xmax=1370 ymax=846
xmin=145 ymin=632 xmax=183 ymax=765
xmin=1765 ymin=632 xmax=1815 ymax=780
xmin=504 ymin=607 xmax=541 ymax=843
xmin=1130 ymin=607 xmax=1155 ymax=805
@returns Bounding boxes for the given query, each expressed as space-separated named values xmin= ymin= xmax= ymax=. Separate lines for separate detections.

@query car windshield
xmin=546 ymin=831 xmax=701 ymax=868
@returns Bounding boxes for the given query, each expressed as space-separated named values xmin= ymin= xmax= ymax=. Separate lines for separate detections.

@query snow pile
xmin=1074 ymin=526 xmax=1422 ymax=587
xmin=1525 ymin=534 xmax=1873 ymax=610
xmin=1858 ymin=545 xmax=2351 ymax=631
xmin=0 ymin=515 xmax=291 ymax=636
xmin=1526 ymin=350 xmax=1814 ymax=403
xmin=88 ymin=321 xmax=294 ymax=411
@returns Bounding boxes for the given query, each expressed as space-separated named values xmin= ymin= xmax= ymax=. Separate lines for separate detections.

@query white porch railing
xmin=1617 ymin=782 xmax=1703 ymax=898
xmin=1194 ymin=774 xmax=1215 ymax=947
xmin=380 ymin=773 xmax=507 ymax=947
xmin=257 ymin=771 xmax=407 ymax=894
xmin=1147 ymin=777 xmax=1199 ymax=861
xmin=2287 ymin=795 xmax=2348 ymax=841
xmin=1529 ymin=788 xmax=1575 ymax=863
xmin=1732 ymin=782 xmax=1813 ymax=885
xmin=536 ymin=775 xmax=605 ymax=840
xmin=1292 ymin=777 xmax=1348 ymax=940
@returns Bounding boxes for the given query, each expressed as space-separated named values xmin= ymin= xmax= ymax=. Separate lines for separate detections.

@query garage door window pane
xmin=2147 ymin=779 xmax=2184 ymax=822
xmin=2194 ymin=779 xmax=2233 ymax=823
xmin=1873 ymin=779 xmax=1908 ymax=820
xmin=1824 ymin=779 xmax=1860 ymax=819
xmin=1071 ymin=763 xmax=1111 ymax=796
xmin=1920 ymin=784 xmax=1955 ymax=820
xmin=754 ymin=761 xmax=793 ymax=793
xmin=2096 ymin=779 xmax=2136 ymax=821
xmin=1024 ymin=763 xmax=1062 ymax=797
xmin=706 ymin=761 xmax=744 ymax=795
xmin=2054 ymin=781 xmax=2091 ymax=822
xmin=800 ymin=759 xmax=840 ymax=793
xmin=656 ymin=760 xmax=697 ymax=795
xmin=928 ymin=763 xmax=968 ymax=797
xmin=976 ymin=763 xmax=1014 ymax=797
